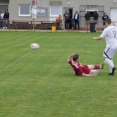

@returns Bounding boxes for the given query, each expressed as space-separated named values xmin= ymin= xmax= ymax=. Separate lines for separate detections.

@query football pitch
xmin=0 ymin=31 xmax=117 ymax=117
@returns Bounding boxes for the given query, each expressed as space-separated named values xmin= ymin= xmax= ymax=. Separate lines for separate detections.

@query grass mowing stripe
xmin=41 ymin=33 xmax=67 ymax=47
xmin=0 ymin=33 xmax=67 ymax=74
xmin=0 ymin=52 xmax=33 ymax=74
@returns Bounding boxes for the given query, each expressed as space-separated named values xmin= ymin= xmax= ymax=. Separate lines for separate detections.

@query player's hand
xmin=93 ymin=37 xmax=97 ymax=40
xmin=92 ymin=73 xmax=97 ymax=76
xmin=71 ymin=53 xmax=75 ymax=57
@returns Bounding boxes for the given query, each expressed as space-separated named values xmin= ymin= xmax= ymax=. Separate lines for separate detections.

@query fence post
xmin=41 ymin=21 xmax=42 ymax=29
xmin=30 ymin=21 xmax=32 ymax=31
xmin=54 ymin=21 xmax=56 ymax=27
xmin=87 ymin=23 xmax=88 ymax=33
xmin=8 ymin=20 xmax=10 ymax=31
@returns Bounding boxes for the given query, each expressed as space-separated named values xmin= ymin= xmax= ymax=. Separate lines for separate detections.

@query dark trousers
xmin=3 ymin=18 xmax=8 ymax=28
xmin=74 ymin=20 xmax=79 ymax=29
xmin=0 ymin=19 xmax=3 ymax=27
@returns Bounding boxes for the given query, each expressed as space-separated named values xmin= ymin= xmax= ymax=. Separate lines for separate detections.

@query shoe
xmin=5 ymin=27 xmax=7 ymax=29
xmin=112 ymin=67 xmax=116 ymax=75
xmin=101 ymin=63 xmax=104 ymax=69
xmin=101 ymin=61 xmax=107 ymax=69
xmin=108 ymin=67 xmax=116 ymax=75
xmin=3 ymin=27 xmax=5 ymax=29
xmin=108 ymin=73 xmax=114 ymax=75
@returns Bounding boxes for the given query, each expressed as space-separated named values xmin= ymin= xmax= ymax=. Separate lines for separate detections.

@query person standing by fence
xmin=93 ymin=11 xmax=98 ymax=31
xmin=102 ymin=13 xmax=109 ymax=29
xmin=85 ymin=11 xmax=91 ymax=30
xmin=64 ymin=10 xmax=70 ymax=29
xmin=3 ymin=9 xmax=9 ymax=29
xmin=56 ymin=15 xmax=63 ymax=30
xmin=71 ymin=17 xmax=75 ymax=30
xmin=0 ymin=10 xmax=4 ymax=28
xmin=74 ymin=11 xmax=80 ymax=30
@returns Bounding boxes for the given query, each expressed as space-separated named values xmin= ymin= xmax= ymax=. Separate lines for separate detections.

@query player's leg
xmin=103 ymin=47 xmax=116 ymax=75
xmin=87 ymin=65 xmax=103 ymax=70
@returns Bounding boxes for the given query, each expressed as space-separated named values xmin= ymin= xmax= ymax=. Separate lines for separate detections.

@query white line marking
xmin=41 ymin=35 xmax=65 ymax=47
xmin=0 ymin=52 xmax=32 ymax=73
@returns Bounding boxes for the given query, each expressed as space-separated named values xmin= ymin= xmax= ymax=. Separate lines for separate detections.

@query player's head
xmin=73 ymin=54 xmax=79 ymax=62
xmin=105 ymin=18 xmax=111 ymax=26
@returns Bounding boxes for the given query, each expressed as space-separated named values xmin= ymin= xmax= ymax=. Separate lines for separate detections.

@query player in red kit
xmin=68 ymin=54 xmax=104 ymax=77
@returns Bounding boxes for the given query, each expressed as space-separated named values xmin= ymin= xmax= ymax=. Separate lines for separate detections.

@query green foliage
xmin=0 ymin=32 xmax=117 ymax=117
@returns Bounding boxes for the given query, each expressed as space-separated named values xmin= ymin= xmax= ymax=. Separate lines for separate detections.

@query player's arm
xmin=93 ymin=29 xmax=106 ymax=40
xmin=81 ymin=73 xmax=97 ymax=77
xmin=93 ymin=37 xmax=102 ymax=40
xmin=67 ymin=53 xmax=74 ymax=61
xmin=67 ymin=53 xmax=74 ymax=62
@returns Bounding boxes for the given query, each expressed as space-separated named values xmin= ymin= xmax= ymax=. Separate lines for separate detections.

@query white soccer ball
xmin=30 ymin=43 xmax=39 ymax=50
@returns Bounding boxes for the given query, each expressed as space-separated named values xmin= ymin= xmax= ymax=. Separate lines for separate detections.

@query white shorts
xmin=103 ymin=47 xmax=117 ymax=58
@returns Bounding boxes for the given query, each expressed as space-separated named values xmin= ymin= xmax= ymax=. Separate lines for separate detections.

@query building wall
xmin=0 ymin=0 xmax=9 ymax=12
xmin=0 ymin=0 xmax=9 ymax=4
xmin=9 ymin=0 xmax=117 ymax=28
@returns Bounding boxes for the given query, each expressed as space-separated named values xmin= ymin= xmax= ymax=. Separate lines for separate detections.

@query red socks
xmin=94 ymin=65 xmax=101 ymax=69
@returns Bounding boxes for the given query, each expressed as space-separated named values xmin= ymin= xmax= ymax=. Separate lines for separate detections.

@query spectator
xmin=64 ymin=10 xmax=69 ymax=29
xmin=85 ymin=11 xmax=91 ymax=29
xmin=93 ymin=11 xmax=98 ymax=31
xmin=3 ymin=9 xmax=9 ymax=29
xmin=0 ymin=10 xmax=4 ymax=28
xmin=71 ymin=17 xmax=75 ymax=30
xmin=74 ymin=11 xmax=80 ymax=30
xmin=56 ymin=15 xmax=62 ymax=30
xmin=102 ymin=13 xmax=109 ymax=29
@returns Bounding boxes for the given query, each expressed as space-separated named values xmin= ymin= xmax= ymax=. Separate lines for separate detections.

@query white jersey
xmin=100 ymin=25 xmax=117 ymax=48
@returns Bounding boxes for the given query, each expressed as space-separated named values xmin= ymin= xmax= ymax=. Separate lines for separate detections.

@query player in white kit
xmin=93 ymin=18 xmax=117 ymax=75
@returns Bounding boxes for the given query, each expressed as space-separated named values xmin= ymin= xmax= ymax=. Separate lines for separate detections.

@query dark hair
xmin=105 ymin=18 xmax=111 ymax=24
xmin=73 ymin=54 xmax=79 ymax=61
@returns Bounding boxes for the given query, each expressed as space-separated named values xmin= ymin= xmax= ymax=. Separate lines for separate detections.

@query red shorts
xmin=81 ymin=65 xmax=90 ymax=74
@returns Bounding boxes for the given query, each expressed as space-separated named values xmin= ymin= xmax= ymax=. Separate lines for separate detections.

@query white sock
xmin=105 ymin=58 xmax=114 ymax=68
xmin=109 ymin=65 xmax=112 ymax=73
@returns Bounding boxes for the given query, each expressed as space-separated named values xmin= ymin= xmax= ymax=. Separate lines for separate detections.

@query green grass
xmin=0 ymin=31 xmax=117 ymax=117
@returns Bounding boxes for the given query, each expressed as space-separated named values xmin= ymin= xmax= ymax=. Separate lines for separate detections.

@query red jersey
xmin=68 ymin=60 xmax=90 ymax=76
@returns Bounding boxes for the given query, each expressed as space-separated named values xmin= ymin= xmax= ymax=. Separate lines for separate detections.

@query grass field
xmin=0 ymin=31 xmax=117 ymax=117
